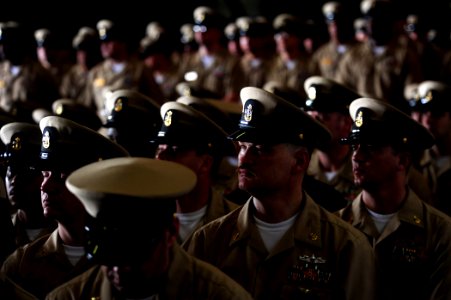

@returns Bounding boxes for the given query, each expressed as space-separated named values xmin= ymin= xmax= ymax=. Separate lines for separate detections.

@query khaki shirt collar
xmin=232 ymin=194 xmax=324 ymax=253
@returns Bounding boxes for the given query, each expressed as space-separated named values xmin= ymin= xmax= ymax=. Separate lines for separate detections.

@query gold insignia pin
xmin=424 ymin=90 xmax=433 ymax=103
xmin=12 ymin=137 xmax=21 ymax=151
xmin=55 ymin=104 xmax=63 ymax=115
xmin=355 ymin=110 xmax=363 ymax=127
xmin=244 ymin=103 xmax=253 ymax=122
xmin=413 ymin=215 xmax=422 ymax=224
xmin=307 ymin=86 xmax=317 ymax=100
xmin=94 ymin=77 xmax=106 ymax=87
xmin=42 ymin=131 xmax=50 ymax=149
xmin=309 ymin=232 xmax=319 ymax=241
xmin=164 ymin=110 xmax=173 ymax=127
xmin=114 ymin=98 xmax=123 ymax=112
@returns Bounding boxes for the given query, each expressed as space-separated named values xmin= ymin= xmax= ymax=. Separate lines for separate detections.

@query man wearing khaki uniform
xmin=338 ymin=97 xmax=451 ymax=299
xmin=186 ymin=87 xmax=377 ymax=300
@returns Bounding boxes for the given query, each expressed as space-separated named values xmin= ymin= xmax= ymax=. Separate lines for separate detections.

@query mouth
xmin=353 ymin=166 xmax=365 ymax=177
xmin=238 ymin=167 xmax=255 ymax=178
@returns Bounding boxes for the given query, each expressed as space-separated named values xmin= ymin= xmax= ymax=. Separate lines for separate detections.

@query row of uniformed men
xmin=0 ymin=73 xmax=451 ymax=299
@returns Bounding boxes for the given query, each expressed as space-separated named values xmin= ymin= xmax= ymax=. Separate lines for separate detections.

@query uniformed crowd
xmin=0 ymin=0 xmax=451 ymax=299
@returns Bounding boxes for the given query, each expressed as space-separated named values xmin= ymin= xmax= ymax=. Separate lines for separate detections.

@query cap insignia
xmin=114 ymin=98 xmax=123 ymax=112
xmin=244 ymin=103 xmax=253 ymax=122
xmin=42 ymin=130 xmax=50 ymax=149
xmin=422 ymin=90 xmax=433 ymax=104
xmin=307 ymin=86 xmax=317 ymax=100
xmin=164 ymin=110 xmax=173 ymax=127
xmin=55 ymin=104 xmax=63 ymax=115
xmin=12 ymin=136 xmax=21 ymax=151
xmin=94 ymin=77 xmax=105 ymax=87
xmin=355 ymin=110 xmax=363 ymax=127
xmin=99 ymin=28 xmax=107 ymax=39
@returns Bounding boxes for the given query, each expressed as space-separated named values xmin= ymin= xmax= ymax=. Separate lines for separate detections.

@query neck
xmin=435 ymin=135 xmax=451 ymax=156
xmin=252 ymin=183 xmax=303 ymax=223
xmin=317 ymin=146 xmax=351 ymax=172
xmin=176 ymin=181 xmax=210 ymax=213
xmin=361 ymin=180 xmax=408 ymax=214
xmin=57 ymin=214 xmax=86 ymax=246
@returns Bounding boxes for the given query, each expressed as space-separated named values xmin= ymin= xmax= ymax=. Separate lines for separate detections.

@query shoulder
xmin=177 ymin=247 xmax=252 ymax=300
xmin=45 ymin=265 xmax=103 ymax=300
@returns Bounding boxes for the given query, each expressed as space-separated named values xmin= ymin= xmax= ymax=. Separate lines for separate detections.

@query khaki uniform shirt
xmin=239 ymin=54 xmax=276 ymax=88
xmin=86 ymin=58 xmax=165 ymax=123
xmin=307 ymin=150 xmax=360 ymax=203
xmin=45 ymin=243 xmax=253 ymax=300
xmin=180 ymin=187 xmax=240 ymax=247
xmin=337 ymin=190 xmax=451 ymax=300
xmin=59 ymin=64 xmax=92 ymax=107
xmin=0 ymin=60 xmax=60 ymax=114
xmin=11 ymin=213 xmax=55 ymax=248
xmin=1 ymin=229 xmax=94 ymax=299
xmin=180 ymin=50 xmax=245 ymax=100
xmin=310 ymin=41 xmax=358 ymax=80
xmin=266 ymin=55 xmax=313 ymax=99
xmin=335 ymin=39 xmax=422 ymax=111
xmin=186 ymin=195 xmax=377 ymax=300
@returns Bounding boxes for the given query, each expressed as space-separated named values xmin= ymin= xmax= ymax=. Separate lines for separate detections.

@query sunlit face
xmin=40 ymin=170 xmax=85 ymax=221
xmin=351 ymin=144 xmax=402 ymax=191
xmin=237 ymin=142 xmax=303 ymax=196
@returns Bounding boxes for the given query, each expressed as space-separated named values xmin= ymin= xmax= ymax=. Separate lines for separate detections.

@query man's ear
xmin=294 ymin=147 xmax=310 ymax=170
xmin=398 ymin=151 xmax=412 ymax=172
xmin=167 ymin=214 xmax=180 ymax=247
xmin=200 ymin=154 xmax=213 ymax=175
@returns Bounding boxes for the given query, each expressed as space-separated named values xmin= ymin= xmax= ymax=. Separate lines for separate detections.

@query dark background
xmin=1 ymin=0 xmax=450 ymax=50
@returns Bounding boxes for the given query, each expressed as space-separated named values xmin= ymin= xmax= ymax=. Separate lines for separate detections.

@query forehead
xmin=237 ymin=141 xmax=295 ymax=151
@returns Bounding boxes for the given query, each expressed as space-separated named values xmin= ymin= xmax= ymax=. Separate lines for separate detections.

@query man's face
xmin=6 ymin=165 xmax=42 ymax=211
xmin=351 ymin=143 xmax=402 ymax=191
xmin=237 ymin=142 xmax=301 ymax=196
xmin=418 ymin=111 xmax=451 ymax=140
xmin=40 ymin=169 xmax=85 ymax=221
xmin=155 ymin=144 xmax=210 ymax=175
xmin=102 ymin=228 xmax=175 ymax=298
xmin=308 ymin=111 xmax=352 ymax=143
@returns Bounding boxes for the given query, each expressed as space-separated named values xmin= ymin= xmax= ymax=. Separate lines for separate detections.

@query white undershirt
xmin=285 ymin=60 xmax=296 ymax=71
xmin=337 ymin=44 xmax=347 ymax=54
xmin=201 ymin=55 xmax=215 ymax=69
xmin=250 ymin=58 xmax=262 ymax=68
xmin=26 ymin=228 xmax=43 ymax=241
xmin=372 ymin=46 xmax=386 ymax=56
xmin=10 ymin=65 xmax=21 ymax=77
xmin=366 ymin=208 xmax=396 ymax=233
xmin=111 ymin=62 xmax=126 ymax=73
xmin=254 ymin=213 xmax=298 ymax=252
xmin=175 ymin=206 xmax=207 ymax=241
xmin=63 ymin=244 xmax=85 ymax=266
xmin=324 ymin=170 xmax=338 ymax=182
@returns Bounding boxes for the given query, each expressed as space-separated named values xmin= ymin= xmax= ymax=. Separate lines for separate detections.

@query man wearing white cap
xmin=1 ymin=116 xmax=129 ymax=299
xmin=339 ymin=97 xmax=451 ymax=299
xmin=186 ymin=87 xmax=377 ymax=299
xmin=45 ymin=157 xmax=253 ymax=300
